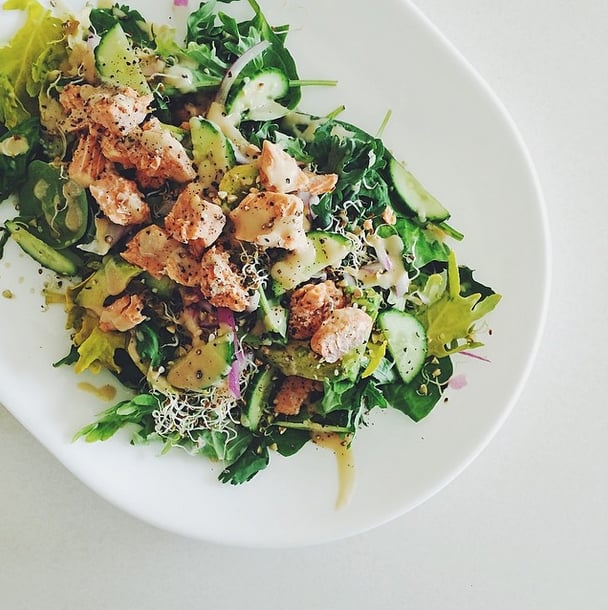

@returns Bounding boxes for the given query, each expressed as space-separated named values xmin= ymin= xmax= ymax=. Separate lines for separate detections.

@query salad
xmin=0 ymin=0 xmax=501 ymax=486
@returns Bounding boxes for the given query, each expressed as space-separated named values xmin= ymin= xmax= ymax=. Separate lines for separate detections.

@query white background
xmin=1 ymin=1 xmax=606 ymax=608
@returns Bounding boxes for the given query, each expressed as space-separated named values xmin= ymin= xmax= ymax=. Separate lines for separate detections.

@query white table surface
xmin=1 ymin=1 xmax=606 ymax=608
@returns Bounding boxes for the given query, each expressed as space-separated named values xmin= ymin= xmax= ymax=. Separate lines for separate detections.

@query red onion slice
xmin=216 ymin=40 xmax=272 ymax=107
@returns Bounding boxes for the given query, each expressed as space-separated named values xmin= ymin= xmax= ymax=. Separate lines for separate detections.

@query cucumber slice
xmin=242 ymin=368 xmax=273 ymax=431
xmin=257 ymin=288 xmax=287 ymax=337
xmin=5 ymin=220 xmax=80 ymax=276
xmin=388 ymin=157 xmax=450 ymax=223
xmin=167 ymin=331 xmax=234 ymax=391
xmin=190 ymin=116 xmax=236 ymax=188
xmin=377 ymin=309 xmax=428 ymax=383
xmin=95 ymin=23 xmax=151 ymax=96
xmin=270 ymin=230 xmax=352 ymax=291
xmin=218 ymin=163 xmax=259 ymax=200
xmin=226 ymin=68 xmax=290 ymax=122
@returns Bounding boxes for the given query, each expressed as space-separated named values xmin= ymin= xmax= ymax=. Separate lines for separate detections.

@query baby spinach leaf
xmin=0 ymin=118 xmax=40 ymax=201
xmin=218 ymin=442 xmax=269 ymax=484
xmin=382 ymin=356 xmax=453 ymax=422
xmin=268 ymin=427 xmax=310 ymax=457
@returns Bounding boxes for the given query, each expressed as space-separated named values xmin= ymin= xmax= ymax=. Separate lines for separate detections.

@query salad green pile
xmin=0 ymin=0 xmax=501 ymax=485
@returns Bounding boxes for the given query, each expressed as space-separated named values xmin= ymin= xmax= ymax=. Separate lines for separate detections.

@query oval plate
xmin=0 ymin=0 xmax=549 ymax=547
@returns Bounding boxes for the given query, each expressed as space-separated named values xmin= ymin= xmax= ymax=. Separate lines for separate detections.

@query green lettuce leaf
xmin=0 ymin=74 xmax=30 ymax=128
xmin=74 ymin=326 xmax=128 ymax=374
xmin=421 ymin=251 xmax=501 ymax=357
xmin=0 ymin=0 xmax=64 ymax=123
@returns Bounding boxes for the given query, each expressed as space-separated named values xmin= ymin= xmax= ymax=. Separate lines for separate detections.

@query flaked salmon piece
xmin=90 ymin=168 xmax=150 ymax=226
xmin=121 ymin=224 xmax=199 ymax=287
xmin=303 ymin=171 xmax=338 ymax=196
xmin=165 ymin=182 xmax=226 ymax=246
xmin=310 ymin=307 xmax=373 ymax=363
xmin=99 ymin=294 xmax=146 ymax=332
xmin=229 ymin=191 xmax=307 ymax=251
xmin=139 ymin=118 xmax=196 ymax=183
xmin=199 ymin=246 xmax=250 ymax=312
xmin=121 ymin=225 xmax=174 ymax=278
xmin=59 ymin=84 xmax=152 ymax=135
xmin=258 ymin=140 xmax=309 ymax=194
xmin=273 ymin=376 xmax=316 ymax=416
xmin=68 ymin=132 xmax=106 ymax=187
xmin=165 ymin=247 xmax=201 ymax=287
xmin=100 ymin=118 xmax=196 ymax=184
xmin=89 ymin=88 xmax=152 ymax=137
xmin=288 ymin=280 xmax=346 ymax=340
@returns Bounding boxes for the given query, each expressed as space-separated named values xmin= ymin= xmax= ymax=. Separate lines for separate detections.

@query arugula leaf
xmin=134 ymin=323 xmax=163 ymax=368
xmin=89 ymin=4 xmax=152 ymax=45
xmin=186 ymin=0 xmax=300 ymax=109
xmin=74 ymin=393 xmax=160 ymax=443
xmin=306 ymin=119 xmax=392 ymax=228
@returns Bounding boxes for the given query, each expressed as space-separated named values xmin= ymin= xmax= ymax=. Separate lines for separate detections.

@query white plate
xmin=0 ymin=0 xmax=549 ymax=547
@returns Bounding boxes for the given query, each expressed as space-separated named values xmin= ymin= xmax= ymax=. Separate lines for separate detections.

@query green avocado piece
xmin=260 ymin=340 xmax=361 ymax=382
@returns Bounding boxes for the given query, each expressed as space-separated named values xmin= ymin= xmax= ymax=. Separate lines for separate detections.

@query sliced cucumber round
xmin=5 ymin=220 xmax=80 ymax=276
xmin=377 ymin=309 xmax=428 ymax=383
xmin=226 ymin=68 xmax=290 ymax=122
xmin=388 ymin=157 xmax=450 ymax=223
xmin=270 ymin=230 xmax=352 ymax=291
xmin=95 ymin=23 xmax=151 ymax=96
xmin=190 ymin=116 xmax=236 ymax=189
xmin=242 ymin=367 xmax=274 ymax=431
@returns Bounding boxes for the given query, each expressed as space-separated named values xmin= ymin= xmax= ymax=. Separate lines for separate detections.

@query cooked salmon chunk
xmin=273 ymin=376 xmax=315 ymax=416
xmin=229 ymin=191 xmax=307 ymax=250
xmin=164 ymin=182 xmax=226 ymax=245
xmin=100 ymin=118 xmax=196 ymax=184
xmin=258 ymin=140 xmax=309 ymax=194
xmin=99 ymin=294 xmax=146 ymax=332
xmin=199 ymin=246 xmax=250 ymax=312
xmin=68 ymin=132 xmax=106 ymax=187
xmin=310 ymin=307 xmax=373 ymax=363
xmin=89 ymin=169 xmax=150 ymax=226
xmin=164 ymin=247 xmax=201 ymax=287
xmin=59 ymin=84 xmax=152 ymax=135
xmin=139 ymin=118 xmax=196 ymax=183
xmin=288 ymin=280 xmax=346 ymax=339
xmin=121 ymin=224 xmax=200 ymax=287
xmin=121 ymin=225 xmax=174 ymax=279
xmin=303 ymin=171 xmax=338 ymax=196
